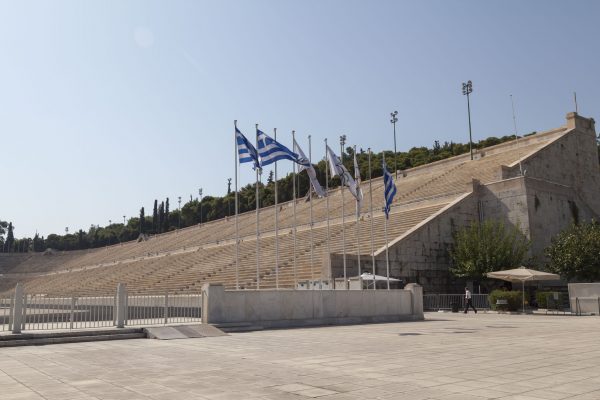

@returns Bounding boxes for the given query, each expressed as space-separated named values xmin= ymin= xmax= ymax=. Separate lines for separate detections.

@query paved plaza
xmin=1 ymin=312 xmax=600 ymax=400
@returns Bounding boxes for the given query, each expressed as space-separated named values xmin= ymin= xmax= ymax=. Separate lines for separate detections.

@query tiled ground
xmin=1 ymin=312 xmax=600 ymax=399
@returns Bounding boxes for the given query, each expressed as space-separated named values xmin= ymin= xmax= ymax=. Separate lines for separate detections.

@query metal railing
xmin=126 ymin=294 xmax=202 ymax=326
xmin=22 ymin=294 xmax=117 ymax=331
xmin=2 ymin=284 xmax=202 ymax=334
xmin=1 ymin=295 xmax=13 ymax=331
xmin=424 ymin=293 xmax=490 ymax=311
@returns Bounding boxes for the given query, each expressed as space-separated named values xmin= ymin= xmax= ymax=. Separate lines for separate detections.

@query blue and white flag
xmin=383 ymin=158 xmax=397 ymax=219
xmin=256 ymin=130 xmax=309 ymax=168
xmin=236 ymin=127 xmax=260 ymax=169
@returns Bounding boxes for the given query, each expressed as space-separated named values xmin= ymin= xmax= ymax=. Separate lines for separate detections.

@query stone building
xmin=330 ymin=112 xmax=599 ymax=292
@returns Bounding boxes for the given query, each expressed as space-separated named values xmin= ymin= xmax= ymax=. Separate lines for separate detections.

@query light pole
xmin=178 ymin=196 xmax=182 ymax=229
xmin=107 ymin=220 xmax=111 ymax=247
xmin=390 ymin=111 xmax=398 ymax=179
xmin=123 ymin=215 xmax=126 ymax=225
xmin=462 ymin=80 xmax=474 ymax=160
xmin=227 ymin=178 xmax=232 ymax=217
xmin=198 ymin=188 xmax=203 ymax=225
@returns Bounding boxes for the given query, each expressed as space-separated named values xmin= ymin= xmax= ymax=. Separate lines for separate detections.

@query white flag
xmin=353 ymin=150 xmax=364 ymax=212
xmin=294 ymin=139 xmax=326 ymax=198
xmin=326 ymin=145 xmax=360 ymax=201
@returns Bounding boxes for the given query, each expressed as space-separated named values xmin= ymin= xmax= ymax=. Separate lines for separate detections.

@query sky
xmin=1 ymin=0 xmax=599 ymax=238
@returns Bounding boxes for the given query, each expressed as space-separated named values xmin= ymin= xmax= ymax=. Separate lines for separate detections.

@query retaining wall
xmin=201 ymin=283 xmax=423 ymax=328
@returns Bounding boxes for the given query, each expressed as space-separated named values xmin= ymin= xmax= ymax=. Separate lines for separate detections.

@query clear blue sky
xmin=1 ymin=0 xmax=599 ymax=238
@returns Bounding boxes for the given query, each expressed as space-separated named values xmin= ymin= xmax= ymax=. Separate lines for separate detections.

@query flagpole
xmin=325 ymin=139 xmax=331 ymax=286
xmin=384 ymin=151 xmax=390 ymax=290
xmin=368 ymin=148 xmax=375 ymax=290
xmin=385 ymin=210 xmax=390 ymax=290
xmin=292 ymin=130 xmax=297 ymax=289
xmin=308 ymin=135 xmax=315 ymax=285
xmin=274 ymin=128 xmax=279 ymax=290
xmin=234 ymin=120 xmax=240 ymax=290
xmin=354 ymin=145 xmax=361 ymax=287
xmin=340 ymin=137 xmax=347 ymax=289
xmin=255 ymin=124 xmax=261 ymax=290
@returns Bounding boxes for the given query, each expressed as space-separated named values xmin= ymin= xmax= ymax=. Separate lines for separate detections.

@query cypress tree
xmin=152 ymin=199 xmax=158 ymax=233
xmin=164 ymin=198 xmax=170 ymax=232
xmin=158 ymin=202 xmax=165 ymax=233
xmin=139 ymin=207 xmax=145 ymax=234
xmin=6 ymin=222 xmax=14 ymax=252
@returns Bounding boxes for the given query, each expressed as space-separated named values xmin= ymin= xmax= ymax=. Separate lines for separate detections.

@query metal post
xmin=510 ymin=94 xmax=524 ymax=176
xmin=292 ymin=130 xmax=298 ymax=288
xmin=255 ymin=124 xmax=261 ymax=290
xmin=368 ymin=149 xmax=376 ymax=290
xmin=325 ymin=139 xmax=331 ymax=284
xmin=11 ymin=283 xmax=24 ymax=334
xmin=354 ymin=145 xmax=361 ymax=285
xmin=390 ymin=111 xmax=398 ymax=179
xmin=178 ymin=197 xmax=182 ymax=230
xmin=116 ymin=283 xmax=127 ymax=328
xmin=309 ymin=135 xmax=314 ymax=284
xmin=164 ymin=293 xmax=169 ymax=325
xmin=462 ymin=81 xmax=474 ymax=160
xmin=522 ymin=280 xmax=525 ymax=314
xmin=234 ymin=121 xmax=240 ymax=289
xmin=199 ymin=188 xmax=203 ymax=226
xmin=384 ymin=215 xmax=390 ymax=290
xmin=70 ymin=297 xmax=76 ymax=330
xmin=340 ymin=135 xmax=347 ymax=289
xmin=274 ymin=128 xmax=280 ymax=289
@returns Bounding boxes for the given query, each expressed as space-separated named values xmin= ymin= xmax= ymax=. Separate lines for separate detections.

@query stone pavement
xmin=1 ymin=312 xmax=600 ymax=399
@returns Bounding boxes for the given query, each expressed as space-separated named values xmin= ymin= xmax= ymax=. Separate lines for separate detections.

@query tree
xmin=164 ymin=198 xmax=170 ymax=232
xmin=139 ymin=207 xmax=145 ymax=234
xmin=152 ymin=199 xmax=158 ymax=233
xmin=449 ymin=219 xmax=530 ymax=280
xmin=33 ymin=233 xmax=45 ymax=252
xmin=158 ymin=201 xmax=165 ymax=233
xmin=6 ymin=222 xmax=15 ymax=252
xmin=0 ymin=220 xmax=7 ymax=250
xmin=546 ymin=220 xmax=600 ymax=281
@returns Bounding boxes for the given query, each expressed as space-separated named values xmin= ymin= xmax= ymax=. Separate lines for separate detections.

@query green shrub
xmin=489 ymin=290 xmax=523 ymax=311
xmin=536 ymin=291 xmax=569 ymax=309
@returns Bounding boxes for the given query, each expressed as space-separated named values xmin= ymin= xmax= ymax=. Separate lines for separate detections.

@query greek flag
xmin=236 ymin=127 xmax=259 ymax=169
xmin=383 ymin=158 xmax=397 ymax=219
xmin=256 ymin=130 xmax=309 ymax=168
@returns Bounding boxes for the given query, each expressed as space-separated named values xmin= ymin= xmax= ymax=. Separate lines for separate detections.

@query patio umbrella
xmin=486 ymin=267 xmax=560 ymax=313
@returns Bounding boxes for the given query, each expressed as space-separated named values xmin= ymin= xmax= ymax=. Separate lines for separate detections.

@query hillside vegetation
xmin=1 ymin=135 xmax=539 ymax=252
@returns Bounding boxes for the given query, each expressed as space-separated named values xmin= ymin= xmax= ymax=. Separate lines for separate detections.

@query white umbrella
xmin=486 ymin=267 xmax=560 ymax=313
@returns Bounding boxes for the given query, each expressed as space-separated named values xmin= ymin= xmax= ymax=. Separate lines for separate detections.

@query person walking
xmin=464 ymin=287 xmax=477 ymax=313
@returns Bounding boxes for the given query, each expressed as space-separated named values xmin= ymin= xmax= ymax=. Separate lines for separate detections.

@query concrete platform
xmin=144 ymin=324 xmax=227 ymax=339
xmin=1 ymin=313 xmax=600 ymax=399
